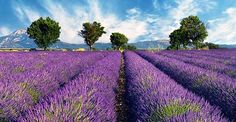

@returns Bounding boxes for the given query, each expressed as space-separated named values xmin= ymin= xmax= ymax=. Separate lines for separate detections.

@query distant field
xmin=1 ymin=49 xmax=236 ymax=121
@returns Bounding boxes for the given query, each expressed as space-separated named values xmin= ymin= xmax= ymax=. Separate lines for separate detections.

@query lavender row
xmin=181 ymin=49 xmax=236 ymax=60
xmin=18 ymin=52 xmax=121 ymax=122
xmin=0 ymin=51 xmax=101 ymax=82
xmin=137 ymin=51 xmax=236 ymax=121
xmin=0 ymin=51 xmax=108 ymax=120
xmin=125 ymin=52 xmax=227 ymax=121
xmin=124 ymin=51 xmax=226 ymax=121
xmin=164 ymin=50 xmax=236 ymax=67
xmin=159 ymin=51 xmax=236 ymax=79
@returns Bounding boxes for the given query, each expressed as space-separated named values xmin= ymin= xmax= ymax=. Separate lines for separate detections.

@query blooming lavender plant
xmin=0 ymin=51 xmax=108 ymax=120
xmin=124 ymin=51 xmax=227 ymax=122
xmin=137 ymin=51 xmax=236 ymax=121
xmin=17 ymin=52 xmax=121 ymax=121
xmin=159 ymin=51 xmax=236 ymax=79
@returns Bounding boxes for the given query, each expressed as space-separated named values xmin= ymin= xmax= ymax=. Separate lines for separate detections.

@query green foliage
xmin=120 ymin=44 xmax=137 ymax=50
xmin=79 ymin=21 xmax=106 ymax=50
xmin=13 ymin=65 xmax=25 ymax=73
xmin=204 ymin=42 xmax=220 ymax=49
xmin=27 ymin=17 xmax=61 ymax=50
xmin=150 ymin=101 xmax=200 ymax=121
xmin=180 ymin=16 xmax=208 ymax=49
xmin=19 ymin=82 xmax=40 ymax=104
xmin=28 ymin=87 xmax=40 ymax=104
xmin=168 ymin=16 xmax=208 ymax=50
xmin=168 ymin=29 xmax=187 ymax=50
xmin=126 ymin=45 xmax=137 ymax=50
xmin=110 ymin=32 xmax=128 ymax=50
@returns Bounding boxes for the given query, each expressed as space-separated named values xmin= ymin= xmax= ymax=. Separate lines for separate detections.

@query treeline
xmin=27 ymin=17 xmax=135 ymax=51
xmin=27 ymin=16 xmax=219 ymax=51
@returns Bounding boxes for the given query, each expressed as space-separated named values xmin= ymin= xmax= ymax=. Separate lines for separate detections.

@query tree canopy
xmin=27 ymin=17 xmax=61 ymax=50
xmin=79 ymin=21 xmax=106 ymax=50
xmin=110 ymin=32 xmax=128 ymax=50
xmin=168 ymin=16 xmax=208 ymax=50
xmin=123 ymin=44 xmax=137 ymax=50
xmin=202 ymin=42 xmax=220 ymax=49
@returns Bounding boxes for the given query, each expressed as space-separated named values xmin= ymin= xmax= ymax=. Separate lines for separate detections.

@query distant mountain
xmin=0 ymin=29 xmax=170 ymax=50
xmin=1 ymin=29 xmax=236 ymax=50
xmin=0 ymin=29 xmax=36 ymax=48
xmin=130 ymin=40 xmax=170 ymax=49
xmin=219 ymin=44 xmax=236 ymax=48
xmin=0 ymin=29 xmax=82 ymax=49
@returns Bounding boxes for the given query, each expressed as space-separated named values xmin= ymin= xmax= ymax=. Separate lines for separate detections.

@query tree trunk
xmin=89 ymin=45 xmax=92 ymax=51
xmin=44 ymin=47 xmax=47 ymax=51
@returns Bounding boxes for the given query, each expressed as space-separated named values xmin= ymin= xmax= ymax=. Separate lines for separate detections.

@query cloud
xmin=148 ymin=0 xmax=217 ymax=40
xmin=14 ymin=4 xmax=40 ymax=23
xmin=0 ymin=27 xmax=11 ymax=36
xmin=126 ymin=8 xmax=141 ymax=17
xmin=153 ymin=0 xmax=159 ymax=9
xmin=206 ymin=7 xmax=236 ymax=44
xmin=11 ymin=0 xmax=222 ymax=44
xmin=13 ymin=0 xmax=148 ymax=44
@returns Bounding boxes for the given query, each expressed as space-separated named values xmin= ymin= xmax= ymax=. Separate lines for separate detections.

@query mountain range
xmin=0 ymin=29 xmax=170 ymax=50
xmin=0 ymin=29 xmax=235 ymax=49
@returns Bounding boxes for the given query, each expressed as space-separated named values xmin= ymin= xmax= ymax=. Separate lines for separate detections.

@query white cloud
xmin=206 ymin=7 xmax=236 ymax=44
xmin=0 ymin=27 xmax=11 ymax=36
xmin=126 ymin=8 xmax=141 ymax=18
xmin=15 ymin=4 xmax=40 ymax=23
xmin=12 ymin=0 xmax=220 ymax=44
xmin=148 ymin=0 xmax=217 ymax=41
xmin=153 ymin=0 xmax=160 ymax=9
xmin=40 ymin=0 xmax=148 ymax=44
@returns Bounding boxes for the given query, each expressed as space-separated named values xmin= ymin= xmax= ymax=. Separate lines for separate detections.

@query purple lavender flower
xmin=0 ymin=51 xmax=108 ymax=120
xmin=124 ymin=51 xmax=227 ymax=121
xmin=136 ymin=51 xmax=236 ymax=121
xmin=17 ymin=52 xmax=121 ymax=122
xmin=158 ymin=51 xmax=236 ymax=79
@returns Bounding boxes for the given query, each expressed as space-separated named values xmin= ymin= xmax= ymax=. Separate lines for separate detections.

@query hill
xmin=0 ymin=29 xmax=169 ymax=50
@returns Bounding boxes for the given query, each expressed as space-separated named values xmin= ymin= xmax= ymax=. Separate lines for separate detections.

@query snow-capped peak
xmin=11 ymin=29 xmax=27 ymax=36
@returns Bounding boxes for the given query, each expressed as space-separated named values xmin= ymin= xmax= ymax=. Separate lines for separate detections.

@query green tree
xmin=120 ymin=44 xmax=137 ymax=50
xmin=110 ymin=32 xmax=128 ymax=50
xmin=27 ymin=17 xmax=61 ymax=50
xmin=167 ymin=29 xmax=189 ymax=50
xmin=204 ymin=42 xmax=220 ymax=49
xmin=180 ymin=16 xmax=208 ymax=49
xmin=126 ymin=45 xmax=137 ymax=50
xmin=168 ymin=29 xmax=182 ymax=50
xmin=79 ymin=21 xmax=106 ymax=50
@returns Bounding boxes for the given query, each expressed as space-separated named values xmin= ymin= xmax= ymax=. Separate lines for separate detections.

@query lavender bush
xmin=137 ymin=51 xmax=236 ymax=121
xmin=124 ymin=51 xmax=227 ymax=121
xmin=159 ymin=51 xmax=236 ymax=79
xmin=165 ymin=50 xmax=236 ymax=67
xmin=18 ymin=52 xmax=121 ymax=121
xmin=0 ymin=51 xmax=108 ymax=120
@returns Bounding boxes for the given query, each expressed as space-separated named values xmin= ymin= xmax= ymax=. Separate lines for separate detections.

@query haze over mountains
xmin=0 ymin=29 xmax=170 ymax=49
xmin=0 ymin=29 xmax=235 ymax=49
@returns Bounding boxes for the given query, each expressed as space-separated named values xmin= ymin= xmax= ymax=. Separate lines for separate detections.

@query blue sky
xmin=0 ymin=0 xmax=236 ymax=44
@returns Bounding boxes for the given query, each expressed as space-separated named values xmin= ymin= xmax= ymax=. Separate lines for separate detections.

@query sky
xmin=0 ymin=0 xmax=236 ymax=44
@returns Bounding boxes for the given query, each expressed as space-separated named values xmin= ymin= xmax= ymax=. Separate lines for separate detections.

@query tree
xmin=167 ymin=16 xmax=208 ymax=50
xmin=126 ymin=45 xmax=137 ymax=50
xmin=120 ymin=44 xmax=137 ymax=50
xmin=79 ymin=21 xmax=106 ymax=50
xmin=180 ymin=16 xmax=208 ymax=49
xmin=27 ymin=17 xmax=61 ymax=50
xmin=168 ymin=29 xmax=182 ymax=50
xmin=204 ymin=42 xmax=220 ymax=49
xmin=167 ymin=29 xmax=189 ymax=50
xmin=110 ymin=32 xmax=128 ymax=50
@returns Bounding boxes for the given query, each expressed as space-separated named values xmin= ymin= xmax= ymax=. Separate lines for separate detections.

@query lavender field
xmin=0 ymin=49 xmax=236 ymax=122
